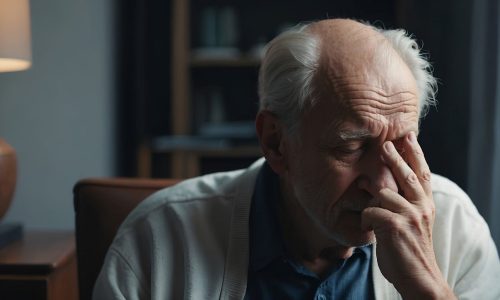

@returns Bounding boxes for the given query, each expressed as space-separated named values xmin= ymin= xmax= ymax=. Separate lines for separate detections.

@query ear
xmin=256 ymin=110 xmax=288 ymax=174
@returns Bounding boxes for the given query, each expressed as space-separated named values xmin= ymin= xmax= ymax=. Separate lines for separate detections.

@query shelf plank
xmin=190 ymin=56 xmax=261 ymax=67
xmin=167 ymin=146 xmax=262 ymax=178
xmin=153 ymin=145 xmax=262 ymax=157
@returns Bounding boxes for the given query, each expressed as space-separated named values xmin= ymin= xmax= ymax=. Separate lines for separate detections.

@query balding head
xmin=308 ymin=19 xmax=388 ymax=66
xmin=306 ymin=20 xmax=418 ymax=114
xmin=258 ymin=19 xmax=437 ymax=133
xmin=307 ymin=19 xmax=397 ymax=80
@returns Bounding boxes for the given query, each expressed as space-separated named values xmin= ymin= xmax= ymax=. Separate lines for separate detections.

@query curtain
xmin=468 ymin=0 xmax=500 ymax=247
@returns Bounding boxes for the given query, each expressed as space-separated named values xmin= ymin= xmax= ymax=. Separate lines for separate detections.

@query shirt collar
xmin=354 ymin=244 xmax=372 ymax=258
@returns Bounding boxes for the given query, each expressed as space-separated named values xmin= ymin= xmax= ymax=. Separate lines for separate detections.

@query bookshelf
xmin=136 ymin=0 xmax=400 ymax=178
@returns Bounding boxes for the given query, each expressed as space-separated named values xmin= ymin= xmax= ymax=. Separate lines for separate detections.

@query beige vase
xmin=0 ymin=139 xmax=17 ymax=220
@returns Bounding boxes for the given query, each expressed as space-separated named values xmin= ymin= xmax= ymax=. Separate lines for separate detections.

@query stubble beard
xmin=293 ymin=183 xmax=377 ymax=248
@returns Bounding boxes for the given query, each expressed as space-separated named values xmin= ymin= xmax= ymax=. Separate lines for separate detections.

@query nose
xmin=358 ymin=150 xmax=399 ymax=195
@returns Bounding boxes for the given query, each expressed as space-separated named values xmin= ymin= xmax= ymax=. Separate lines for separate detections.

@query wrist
xmin=399 ymin=280 xmax=455 ymax=300
xmin=429 ymin=283 xmax=456 ymax=300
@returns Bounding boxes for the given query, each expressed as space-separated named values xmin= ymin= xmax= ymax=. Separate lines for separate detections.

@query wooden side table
xmin=0 ymin=230 xmax=78 ymax=300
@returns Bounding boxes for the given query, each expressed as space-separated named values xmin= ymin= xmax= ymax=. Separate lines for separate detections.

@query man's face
xmin=282 ymin=42 xmax=420 ymax=248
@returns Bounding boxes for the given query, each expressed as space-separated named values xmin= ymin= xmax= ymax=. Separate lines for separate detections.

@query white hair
xmin=258 ymin=21 xmax=438 ymax=132
xmin=258 ymin=24 xmax=320 ymax=133
xmin=377 ymin=28 xmax=438 ymax=116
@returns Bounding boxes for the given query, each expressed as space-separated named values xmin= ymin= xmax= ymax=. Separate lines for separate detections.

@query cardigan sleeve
xmin=93 ymin=247 xmax=149 ymax=300
xmin=430 ymin=175 xmax=500 ymax=300
xmin=92 ymin=205 xmax=187 ymax=300
xmin=451 ymin=223 xmax=500 ymax=299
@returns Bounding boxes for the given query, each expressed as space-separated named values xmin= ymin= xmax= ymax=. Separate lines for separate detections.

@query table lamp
xmin=0 ymin=0 xmax=32 ymax=247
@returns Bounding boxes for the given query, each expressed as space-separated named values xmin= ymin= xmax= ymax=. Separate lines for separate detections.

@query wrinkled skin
xmin=256 ymin=19 xmax=456 ymax=299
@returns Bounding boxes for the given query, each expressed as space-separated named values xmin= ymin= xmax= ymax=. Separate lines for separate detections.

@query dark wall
xmin=116 ymin=0 xmax=172 ymax=176
xmin=400 ymin=0 xmax=472 ymax=189
xmin=115 ymin=0 xmax=473 ymax=186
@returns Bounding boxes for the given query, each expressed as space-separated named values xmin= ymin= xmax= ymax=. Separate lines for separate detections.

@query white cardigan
xmin=93 ymin=159 xmax=500 ymax=299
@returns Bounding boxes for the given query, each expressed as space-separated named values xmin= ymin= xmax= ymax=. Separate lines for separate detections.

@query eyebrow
xmin=338 ymin=129 xmax=372 ymax=141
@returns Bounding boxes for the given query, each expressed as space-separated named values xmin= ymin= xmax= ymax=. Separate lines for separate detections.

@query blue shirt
xmin=245 ymin=163 xmax=375 ymax=300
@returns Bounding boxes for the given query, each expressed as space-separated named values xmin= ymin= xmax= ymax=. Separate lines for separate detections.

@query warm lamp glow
xmin=0 ymin=0 xmax=31 ymax=244
xmin=0 ymin=59 xmax=31 ymax=72
xmin=0 ymin=0 xmax=32 ymax=72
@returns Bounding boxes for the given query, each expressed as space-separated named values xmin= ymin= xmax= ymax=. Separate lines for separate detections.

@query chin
xmin=321 ymin=229 xmax=375 ymax=259
xmin=350 ymin=230 xmax=376 ymax=247
xmin=323 ymin=219 xmax=376 ymax=248
xmin=334 ymin=229 xmax=375 ymax=247
xmin=321 ymin=212 xmax=376 ymax=247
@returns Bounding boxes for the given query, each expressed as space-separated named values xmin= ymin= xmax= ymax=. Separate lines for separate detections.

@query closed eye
xmin=332 ymin=142 xmax=367 ymax=162
xmin=336 ymin=146 xmax=363 ymax=155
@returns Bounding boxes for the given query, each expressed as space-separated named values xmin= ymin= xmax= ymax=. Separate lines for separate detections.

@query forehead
xmin=306 ymin=63 xmax=419 ymax=143
xmin=301 ymin=20 xmax=420 ymax=142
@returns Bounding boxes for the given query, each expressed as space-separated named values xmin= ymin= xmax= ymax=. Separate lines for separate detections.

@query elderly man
xmin=94 ymin=19 xmax=500 ymax=299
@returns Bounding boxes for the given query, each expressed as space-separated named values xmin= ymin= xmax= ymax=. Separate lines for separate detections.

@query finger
xmin=381 ymin=140 xmax=426 ymax=202
xmin=361 ymin=206 xmax=401 ymax=232
xmin=403 ymin=132 xmax=432 ymax=196
xmin=369 ymin=188 xmax=412 ymax=214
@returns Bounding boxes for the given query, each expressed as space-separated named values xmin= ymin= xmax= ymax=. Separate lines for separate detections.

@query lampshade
xmin=0 ymin=0 xmax=31 ymax=72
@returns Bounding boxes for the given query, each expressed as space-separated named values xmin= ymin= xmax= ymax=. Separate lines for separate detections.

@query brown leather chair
xmin=73 ymin=178 xmax=181 ymax=300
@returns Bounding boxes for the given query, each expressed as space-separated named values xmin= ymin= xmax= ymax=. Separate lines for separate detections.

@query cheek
xmin=287 ymin=140 xmax=359 ymax=211
xmin=330 ymin=167 xmax=357 ymax=190
xmin=293 ymin=158 xmax=358 ymax=210
xmin=323 ymin=168 xmax=358 ymax=211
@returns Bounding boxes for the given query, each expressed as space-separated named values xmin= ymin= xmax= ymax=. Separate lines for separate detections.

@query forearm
xmin=397 ymin=278 xmax=456 ymax=300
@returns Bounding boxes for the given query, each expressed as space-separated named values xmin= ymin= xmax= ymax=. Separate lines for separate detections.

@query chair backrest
xmin=73 ymin=177 xmax=181 ymax=300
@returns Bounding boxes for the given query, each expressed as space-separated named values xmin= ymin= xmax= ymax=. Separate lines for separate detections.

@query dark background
xmin=115 ymin=0 xmax=472 ymax=190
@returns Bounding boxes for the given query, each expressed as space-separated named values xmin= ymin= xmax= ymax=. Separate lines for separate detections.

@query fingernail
xmin=383 ymin=141 xmax=394 ymax=153
xmin=378 ymin=188 xmax=389 ymax=196
xmin=408 ymin=131 xmax=417 ymax=143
